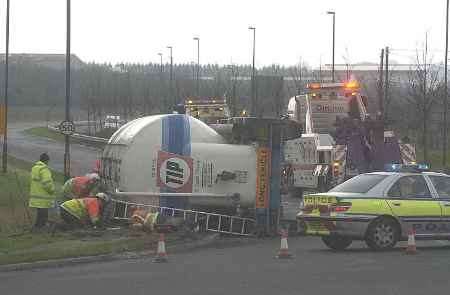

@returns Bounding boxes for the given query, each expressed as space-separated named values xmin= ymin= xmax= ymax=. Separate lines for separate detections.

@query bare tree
xmin=405 ymin=42 xmax=442 ymax=162
xmin=288 ymin=59 xmax=308 ymax=96
xmin=225 ymin=64 xmax=242 ymax=117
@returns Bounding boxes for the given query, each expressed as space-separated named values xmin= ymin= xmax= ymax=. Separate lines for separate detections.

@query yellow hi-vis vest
xmin=29 ymin=161 xmax=56 ymax=209
xmin=143 ymin=212 xmax=159 ymax=231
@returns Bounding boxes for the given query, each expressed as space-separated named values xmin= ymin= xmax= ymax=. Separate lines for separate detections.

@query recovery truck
xmin=184 ymin=98 xmax=231 ymax=124
xmin=283 ymin=80 xmax=416 ymax=198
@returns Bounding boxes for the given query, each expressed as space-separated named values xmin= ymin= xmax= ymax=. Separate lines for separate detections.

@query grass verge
xmin=24 ymin=127 xmax=65 ymax=142
xmin=0 ymin=156 xmax=162 ymax=266
xmin=0 ymin=230 xmax=164 ymax=265
xmin=0 ymin=155 xmax=64 ymax=234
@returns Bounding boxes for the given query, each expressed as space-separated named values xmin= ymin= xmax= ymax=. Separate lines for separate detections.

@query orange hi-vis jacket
xmin=62 ymin=176 xmax=91 ymax=199
xmin=61 ymin=197 xmax=102 ymax=225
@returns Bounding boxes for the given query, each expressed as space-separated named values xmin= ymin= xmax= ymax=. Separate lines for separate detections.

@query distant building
xmin=0 ymin=53 xmax=85 ymax=70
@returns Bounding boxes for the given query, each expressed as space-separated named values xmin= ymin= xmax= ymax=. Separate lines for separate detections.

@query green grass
xmin=24 ymin=127 xmax=65 ymax=142
xmin=0 ymin=231 xmax=153 ymax=265
xmin=0 ymin=156 xmax=64 ymax=234
xmin=0 ymin=156 xmax=161 ymax=265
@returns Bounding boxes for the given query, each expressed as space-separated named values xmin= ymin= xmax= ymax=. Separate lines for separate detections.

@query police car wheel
xmin=365 ymin=218 xmax=399 ymax=251
xmin=321 ymin=235 xmax=352 ymax=251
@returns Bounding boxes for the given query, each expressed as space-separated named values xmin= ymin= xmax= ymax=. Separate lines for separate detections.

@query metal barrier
xmin=48 ymin=125 xmax=108 ymax=144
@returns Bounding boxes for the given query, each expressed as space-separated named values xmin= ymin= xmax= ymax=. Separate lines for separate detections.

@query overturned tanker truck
xmin=100 ymin=114 xmax=302 ymax=235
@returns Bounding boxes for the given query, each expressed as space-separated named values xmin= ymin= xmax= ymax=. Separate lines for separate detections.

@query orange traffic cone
xmin=405 ymin=229 xmax=417 ymax=255
xmin=276 ymin=229 xmax=293 ymax=259
xmin=153 ymin=233 xmax=168 ymax=263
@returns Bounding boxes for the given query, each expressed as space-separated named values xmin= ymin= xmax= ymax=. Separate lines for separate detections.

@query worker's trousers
xmin=34 ymin=208 xmax=49 ymax=228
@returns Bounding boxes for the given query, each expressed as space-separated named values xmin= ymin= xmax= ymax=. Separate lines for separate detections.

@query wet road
xmin=1 ymin=236 xmax=449 ymax=295
xmin=4 ymin=122 xmax=101 ymax=176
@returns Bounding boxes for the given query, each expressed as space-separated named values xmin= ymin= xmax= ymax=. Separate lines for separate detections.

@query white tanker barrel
xmin=101 ymin=114 xmax=258 ymax=210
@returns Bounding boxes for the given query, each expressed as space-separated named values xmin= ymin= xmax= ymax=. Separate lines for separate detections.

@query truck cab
xmin=184 ymin=99 xmax=231 ymax=125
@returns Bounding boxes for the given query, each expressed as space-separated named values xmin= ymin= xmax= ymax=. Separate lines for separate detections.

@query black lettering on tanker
xmin=166 ymin=160 xmax=184 ymax=185
xmin=257 ymin=151 xmax=267 ymax=205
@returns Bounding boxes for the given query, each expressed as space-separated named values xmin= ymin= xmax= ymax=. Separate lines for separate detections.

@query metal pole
xmin=194 ymin=37 xmax=200 ymax=97
xmin=64 ymin=0 xmax=71 ymax=180
xmin=167 ymin=46 xmax=173 ymax=112
xmin=249 ymin=27 xmax=256 ymax=116
xmin=2 ymin=0 xmax=10 ymax=173
xmin=327 ymin=11 xmax=336 ymax=82
xmin=378 ymin=48 xmax=384 ymax=120
xmin=384 ymin=47 xmax=389 ymax=126
xmin=444 ymin=0 xmax=449 ymax=167
xmin=332 ymin=13 xmax=335 ymax=82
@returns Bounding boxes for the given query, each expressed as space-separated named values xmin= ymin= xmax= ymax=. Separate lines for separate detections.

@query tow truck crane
xmin=283 ymin=80 xmax=416 ymax=198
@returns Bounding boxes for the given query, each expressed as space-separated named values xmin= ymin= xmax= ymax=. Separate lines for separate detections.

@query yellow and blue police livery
xmin=297 ymin=164 xmax=450 ymax=251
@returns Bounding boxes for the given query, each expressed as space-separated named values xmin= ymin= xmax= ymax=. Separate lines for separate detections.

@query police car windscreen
xmin=329 ymin=174 xmax=388 ymax=194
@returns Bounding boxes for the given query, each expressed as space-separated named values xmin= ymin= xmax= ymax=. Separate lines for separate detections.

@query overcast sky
xmin=0 ymin=0 xmax=448 ymax=67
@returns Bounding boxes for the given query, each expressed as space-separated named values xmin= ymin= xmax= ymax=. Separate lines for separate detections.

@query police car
xmin=297 ymin=164 xmax=450 ymax=251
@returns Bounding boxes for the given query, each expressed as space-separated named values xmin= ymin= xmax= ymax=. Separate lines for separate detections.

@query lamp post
xmin=167 ymin=46 xmax=174 ymax=111
xmin=2 ymin=0 xmax=10 ymax=173
xmin=326 ymin=11 xmax=336 ymax=82
xmin=444 ymin=0 xmax=449 ymax=167
xmin=64 ymin=0 xmax=71 ymax=180
xmin=193 ymin=37 xmax=200 ymax=97
xmin=249 ymin=26 xmax=256 ymax=116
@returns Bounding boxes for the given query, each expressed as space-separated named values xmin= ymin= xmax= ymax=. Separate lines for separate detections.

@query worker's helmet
xmin=96 ymin=192 xmax=110 ymax=202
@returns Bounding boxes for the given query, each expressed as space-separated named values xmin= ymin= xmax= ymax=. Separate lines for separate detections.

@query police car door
xmin=385 ymin=175 xmax=442 ymax=236
xmin=427 ymin=175 xmax=450 ymax=235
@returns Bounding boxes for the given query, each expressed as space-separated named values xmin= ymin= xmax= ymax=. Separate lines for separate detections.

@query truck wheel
xmin=365 ymin=218 xmax=399 ymax=251
xmin=322 ymin=235 xmax=352 ymax=251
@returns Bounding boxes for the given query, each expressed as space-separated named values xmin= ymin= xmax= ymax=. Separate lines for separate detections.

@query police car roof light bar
xmin=384 ymin=163 xmax=429 ymax=173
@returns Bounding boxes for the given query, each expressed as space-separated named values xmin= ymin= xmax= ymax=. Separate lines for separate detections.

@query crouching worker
xmin=131 ymin=209 xmax=185 ymax=233
xmin=61 ymin=173 xmax=100 ymax=200
xmin=131 ymin=209 xmax=160 ymax=232
xmin=59 ymin=193 xmax=110 ymax=230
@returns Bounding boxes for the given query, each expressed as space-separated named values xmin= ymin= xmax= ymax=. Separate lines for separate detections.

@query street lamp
xmin=326 ymin=11 xmax=336 ymax=82
xmin=64 ymin=0 xmax=72 ymax=180
xmin=193 ymin=37 xmax=200 ymax=97
xmin=249 ymin=26 xmax=256 ymax=116
xmin=444 ymin=0 xmax=449 ymax=167
xmin=167 ymin=46 xmax=174 ymax=112
xmin=2 ymin=0 xmax=10 ymax=173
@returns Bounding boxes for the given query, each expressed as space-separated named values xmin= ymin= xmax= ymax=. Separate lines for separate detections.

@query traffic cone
xmin=405 ymin=229 xmax=417 ymax=255
xmin=276 ymin=229 xmax=293 ymax=259
xmin=153 ymin=233 xmax=168 ymax=263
